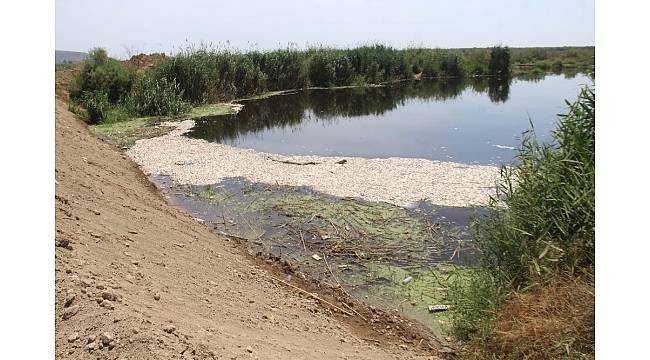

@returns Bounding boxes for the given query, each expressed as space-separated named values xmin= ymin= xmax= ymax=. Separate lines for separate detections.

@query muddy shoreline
xmin=150 ymin=174 xmax=486 ymax=348
xmin=124 ymin=113 xmax=499 ymax=349
xmin=54 ymin=97 xmax=447 ymax=359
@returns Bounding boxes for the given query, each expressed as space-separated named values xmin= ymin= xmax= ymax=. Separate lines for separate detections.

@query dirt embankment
xmin=55 ymin=96 xmax=441 ymax=359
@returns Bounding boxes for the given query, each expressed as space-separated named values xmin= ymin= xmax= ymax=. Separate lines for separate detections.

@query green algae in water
xmin=342 ymin=262 xmax=455 ymax=334
xmin=164 ymin=177 xmax=477 ymax=338
xmin=196 ymin=181 xmax=436 ymax=250
xmin=262 ymin=194 xmax=437 ymax=254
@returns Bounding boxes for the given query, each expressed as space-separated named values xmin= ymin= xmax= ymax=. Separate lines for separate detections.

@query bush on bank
xmin=70 ymin=48 xmax=135 ymax=106
xmin=127 ymin=72 xmax=191 ymax=117
xmin=446 ymin=87 xmax=595 ymax=358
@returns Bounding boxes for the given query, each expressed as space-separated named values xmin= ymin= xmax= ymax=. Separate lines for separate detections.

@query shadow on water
xmin=152 ymin=175 xmax=487 ymax=335
xmin=184 ymin=73 xmax=591 ymax=164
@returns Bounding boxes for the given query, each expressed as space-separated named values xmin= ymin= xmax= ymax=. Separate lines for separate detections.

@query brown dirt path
xmin=54 ymin=98 xmax=439 ymax=359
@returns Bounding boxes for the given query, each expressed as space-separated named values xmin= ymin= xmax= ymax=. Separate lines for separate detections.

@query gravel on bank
xmin=127 ymin=120 xmax=501 ymax=208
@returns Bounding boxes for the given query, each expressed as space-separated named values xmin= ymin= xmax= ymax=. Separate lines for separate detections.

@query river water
xmin=186 ymin=73 xmax=592 ymax=165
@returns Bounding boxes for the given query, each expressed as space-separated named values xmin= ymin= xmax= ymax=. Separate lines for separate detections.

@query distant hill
xmin=55 ymin=50 xmax=88 ymax=64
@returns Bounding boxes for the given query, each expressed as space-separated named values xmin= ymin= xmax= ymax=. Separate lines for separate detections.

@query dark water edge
xmin=185 ymin=73 xmax=592 ymax=165
xmin=151 ymin=175 xmax=487 ymax=334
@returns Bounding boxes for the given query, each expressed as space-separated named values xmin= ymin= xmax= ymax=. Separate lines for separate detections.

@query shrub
xmin=465 ymin=50 xmax=490 ymax=76
xmin=552 ymin=60 xmax=564 ymax=72
xmin=475 ymin=87 xmax=595 ymax=285
xmin=488 ymin=46 xmax=511 ymax=77
xmin=88 ymin=47 xmax=108 ymax=65
xmin=535 ymin=60 xmax=552 ymax=71
xmin=308 ymin=50 xmax=336 ymax=87
xmin=419 ymin=54 xmax=439 ymax=78
xmin=128 ymin=73 xmax=191 ymax=117
xmin=446 ymin=268 xmax=507 ymax=341
xmin=69 ymin=48 xmax=135 ymax=104
xmin=437 ymin=51 xmax=465 ymax=77
xmin=82 ymin=91 xmax=110 ymax=124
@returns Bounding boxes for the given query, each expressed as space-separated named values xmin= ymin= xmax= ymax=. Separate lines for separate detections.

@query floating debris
xmin=149 ymin=175 xmax=481 ymax=337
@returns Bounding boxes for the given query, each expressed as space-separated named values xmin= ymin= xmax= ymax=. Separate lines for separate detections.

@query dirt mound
xmin=125 ymin=53 xmax=166 ymax=71
xmin=55 ymin=98 xmax=440 ymax=359
xmin=55 ymin=66 xmax=80 ymax=101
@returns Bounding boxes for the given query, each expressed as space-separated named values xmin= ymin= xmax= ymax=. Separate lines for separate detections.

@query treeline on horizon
xmin=67 ymin=44 xmax=594 ymax=123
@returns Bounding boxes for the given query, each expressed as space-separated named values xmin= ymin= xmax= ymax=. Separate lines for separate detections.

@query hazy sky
xmin=56 ymin=0 xmax=595 ymax=58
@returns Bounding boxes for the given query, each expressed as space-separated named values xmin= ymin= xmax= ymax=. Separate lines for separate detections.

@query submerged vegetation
xmin=446 ymin=87 xmax=595 ymax=358
xmin=183 ymin=177 xmax=475 ymax=336
xmin=66 ymin=45 xmax=593 ymax=126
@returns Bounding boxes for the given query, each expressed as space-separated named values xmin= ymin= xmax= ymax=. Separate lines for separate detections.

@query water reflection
xmin=188 ymin=77 xmax=510 ymax=140
xmin=185 ymin=73 xmax=591 ymax=164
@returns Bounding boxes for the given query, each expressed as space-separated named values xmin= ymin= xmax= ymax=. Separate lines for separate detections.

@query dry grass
xmin=471 ymin=277 xmax=595 ymax=359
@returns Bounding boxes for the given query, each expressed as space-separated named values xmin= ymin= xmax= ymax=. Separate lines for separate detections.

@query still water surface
xmin=186 ymin=74 xmax=592 ymax=165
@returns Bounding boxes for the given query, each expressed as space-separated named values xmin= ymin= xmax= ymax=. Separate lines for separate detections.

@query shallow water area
xmin=186 ymin=74 xmax=591 ymax=165
xmin=152 ymin=175 xmax=485 ymax=336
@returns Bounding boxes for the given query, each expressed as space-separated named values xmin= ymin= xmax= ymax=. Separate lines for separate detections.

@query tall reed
xmin=446 ymin=86 xmax=595 ymax=344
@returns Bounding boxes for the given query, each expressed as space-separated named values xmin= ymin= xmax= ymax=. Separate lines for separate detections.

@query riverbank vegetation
xmin=64 ymin=45 xmax=593 ymax=125
xmin=446 ymin=87 xmax=595 ymax=359
xmin=510 ymin=47 xmax=595 ymax=76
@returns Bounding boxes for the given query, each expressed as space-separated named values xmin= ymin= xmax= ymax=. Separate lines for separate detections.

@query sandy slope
xmin=54 ymin=98 xmax=438 ymax=359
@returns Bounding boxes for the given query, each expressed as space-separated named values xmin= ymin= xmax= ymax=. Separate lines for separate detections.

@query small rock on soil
xmin=100 ymin=332 xmax=114 ymax=346
xmin=67 ymin=332 xmax=79 ymax=343
xmin=163 ymin=324 xmax=176 ymax=334
xmin=100 ymin=299 xmax=115 ymax=310
xmin=62 ymin=305 xmax=79 ymax=320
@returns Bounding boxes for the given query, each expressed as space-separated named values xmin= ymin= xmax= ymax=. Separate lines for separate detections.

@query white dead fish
xmin=428 ymin=305 xmax=451 ymax=313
